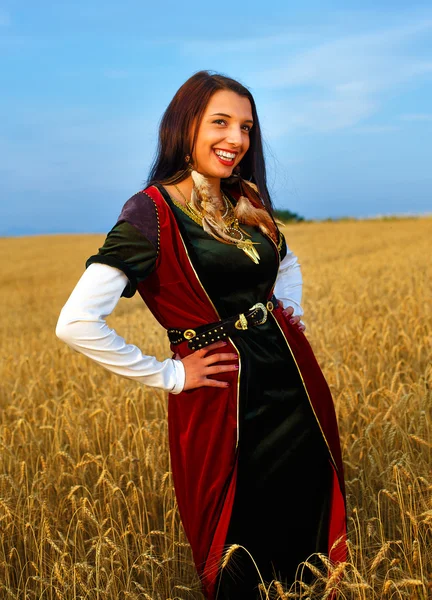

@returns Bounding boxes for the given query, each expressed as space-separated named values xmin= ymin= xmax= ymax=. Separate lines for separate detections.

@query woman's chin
xmin=197 ymin=167 xmax=234 ymax=180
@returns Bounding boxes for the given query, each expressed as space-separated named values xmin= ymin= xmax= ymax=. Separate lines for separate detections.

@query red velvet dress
xmin=86 ymin=184 xmax=347 ymax=599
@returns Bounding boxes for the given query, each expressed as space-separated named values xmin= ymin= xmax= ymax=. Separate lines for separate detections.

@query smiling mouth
xmin=213 ymin=149 xmax=237 ymax=165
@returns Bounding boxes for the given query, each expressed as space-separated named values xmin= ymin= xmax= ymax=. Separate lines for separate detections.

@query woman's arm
xmin=274 ymin=243 xmax=305 ymax=326
xmin=55 ymin=262 xmax=186 ymax=394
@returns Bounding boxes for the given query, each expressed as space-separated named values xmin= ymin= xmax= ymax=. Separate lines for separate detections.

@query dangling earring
xmin=184 ymin=152 xmax=194 ymax=174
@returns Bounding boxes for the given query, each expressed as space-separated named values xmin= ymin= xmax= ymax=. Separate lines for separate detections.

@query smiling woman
xmin=56 ymin=70 xmax=347 ymax=600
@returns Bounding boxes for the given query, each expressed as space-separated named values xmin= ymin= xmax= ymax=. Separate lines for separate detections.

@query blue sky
xmin=1 ymin=1 xmax=431 ymax=235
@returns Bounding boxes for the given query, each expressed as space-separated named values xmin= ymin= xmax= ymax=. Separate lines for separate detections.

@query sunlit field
xmin=0 ymin=217 xmax=431 ymax=599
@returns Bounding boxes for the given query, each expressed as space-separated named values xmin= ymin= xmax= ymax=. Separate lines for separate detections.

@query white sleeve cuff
xmin=170 ymin=358 xmax=186 ymax=394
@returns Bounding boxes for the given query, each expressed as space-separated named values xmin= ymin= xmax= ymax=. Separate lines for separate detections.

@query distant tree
xmin=273 ymin=209 xmax=305 ymax=223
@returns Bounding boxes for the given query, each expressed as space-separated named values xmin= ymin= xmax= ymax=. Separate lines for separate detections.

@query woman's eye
xmin=212 ymin=119 xmax=251 ymax=132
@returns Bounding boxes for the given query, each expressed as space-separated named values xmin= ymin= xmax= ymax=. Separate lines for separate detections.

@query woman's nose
xmin=225 ymin=125 xmax=243 ymax=146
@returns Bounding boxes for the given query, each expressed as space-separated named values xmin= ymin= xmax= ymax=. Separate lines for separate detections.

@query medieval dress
xmin=56 ymin=183 xmax=347 ymax=599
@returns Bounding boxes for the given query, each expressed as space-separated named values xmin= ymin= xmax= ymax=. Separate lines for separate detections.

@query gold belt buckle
xmin=235 ymin=313 xmax=248 ymax=330
xmin=183 ymin=329 xmax=196 ymax=340
xmin=250 ymin=302 xmax=268 ymax=325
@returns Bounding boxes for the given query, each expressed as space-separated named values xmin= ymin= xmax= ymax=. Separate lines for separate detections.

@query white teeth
xmin=214 ymin=150 xmax=236 ymax=160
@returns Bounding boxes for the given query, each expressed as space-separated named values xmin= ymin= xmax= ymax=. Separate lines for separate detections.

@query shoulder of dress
xmin=139 ymin=184 xmax=167 ymax=205
xmin=115 ymin=188 xmax=163 ymax=249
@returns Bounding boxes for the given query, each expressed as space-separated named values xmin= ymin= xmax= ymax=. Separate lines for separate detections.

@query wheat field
xmin=0 ymin=217 xmax=431 ymax=599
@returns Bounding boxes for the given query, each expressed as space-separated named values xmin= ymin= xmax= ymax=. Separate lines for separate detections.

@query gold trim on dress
xmin=265 ymin=222 xmax=339 ymax=472
xmin=277 ymin=229 xmax=284 ymax=252
xmin=169 ymin=192 xmax=203 ymax=226
xmin=270 ymin=312 xmax=338 ymax=472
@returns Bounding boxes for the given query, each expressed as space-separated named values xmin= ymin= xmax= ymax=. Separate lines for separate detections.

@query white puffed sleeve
xmin=273 ymin=243 xmax=305 ymax=323
xmin=55 ymin=263 xmax=185 ymax=394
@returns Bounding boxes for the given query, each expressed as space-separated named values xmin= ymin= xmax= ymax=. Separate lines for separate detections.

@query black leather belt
xmin=168 ymin=294 xmax=278 ymax=351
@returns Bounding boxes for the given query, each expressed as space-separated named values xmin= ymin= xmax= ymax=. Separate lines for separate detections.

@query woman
xmin=56 ymin=70 xmax=347 ymax=599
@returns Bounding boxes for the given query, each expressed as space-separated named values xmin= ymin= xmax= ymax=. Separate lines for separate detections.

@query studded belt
xmin=167 ymin=295 xmax=278 ymax=351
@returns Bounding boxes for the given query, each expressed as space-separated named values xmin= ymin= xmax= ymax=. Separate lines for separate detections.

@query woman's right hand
xmin=278 ymin=300 xmax=306 ymax=332
xmin=174 ymin=341 xmax=238 ymax=391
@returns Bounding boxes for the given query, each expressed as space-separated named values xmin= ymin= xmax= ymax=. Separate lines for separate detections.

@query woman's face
xmin=191 ymin=89 xmax=253 ymax=184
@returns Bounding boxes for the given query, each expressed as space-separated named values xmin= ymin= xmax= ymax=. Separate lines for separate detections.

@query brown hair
xmin=146 ymin=69 xmax=275 ymax=215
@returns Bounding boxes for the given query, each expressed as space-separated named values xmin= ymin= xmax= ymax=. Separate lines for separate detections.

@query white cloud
xmin=102 ymin=68 xmax=131 ymax=79
xmin=0 ymin=110 xmax=157 ymax=191
xmin=259 ymin=91 xmax=378 ymax=138
xmin=399 ymin=113 xmax=432 ymax=121
xmin=251 ymin=18 xmax=432 ymax=87
xmin=186 ymin=16 xmax=432 ymax=137
xmin=181 ymin=32 xmax=314 ymax=55
xmin=406 ymin=61 xmax=432 ymax=76
xmin=351 ymin=125 xmax=400 ymax=133
xmin=0 ymin=9 xmax=11 ymax=26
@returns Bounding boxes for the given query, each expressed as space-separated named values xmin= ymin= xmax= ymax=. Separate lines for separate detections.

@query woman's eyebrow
xmin=210 ymin=112 xmax=254 ymax=124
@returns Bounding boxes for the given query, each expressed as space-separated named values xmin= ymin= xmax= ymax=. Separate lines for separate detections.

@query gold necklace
xmin=172 ymin=184 xmax=261 ymax=264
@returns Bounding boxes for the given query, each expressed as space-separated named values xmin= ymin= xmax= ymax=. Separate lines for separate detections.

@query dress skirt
xmin=214 ymin=319 xmax=333 ymax=598
xmin=99 ymin=184 xmax=347 ymax=600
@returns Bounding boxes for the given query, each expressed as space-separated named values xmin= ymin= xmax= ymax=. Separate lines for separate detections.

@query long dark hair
xmin=146 ymin=70 xmax=274 ymax=213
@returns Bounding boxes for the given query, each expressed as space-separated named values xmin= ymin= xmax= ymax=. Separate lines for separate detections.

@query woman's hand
xmin=174 ymin=340 xmax=238 ymax=391
xmin=278 ymin=300 xmax=306 ymax=332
